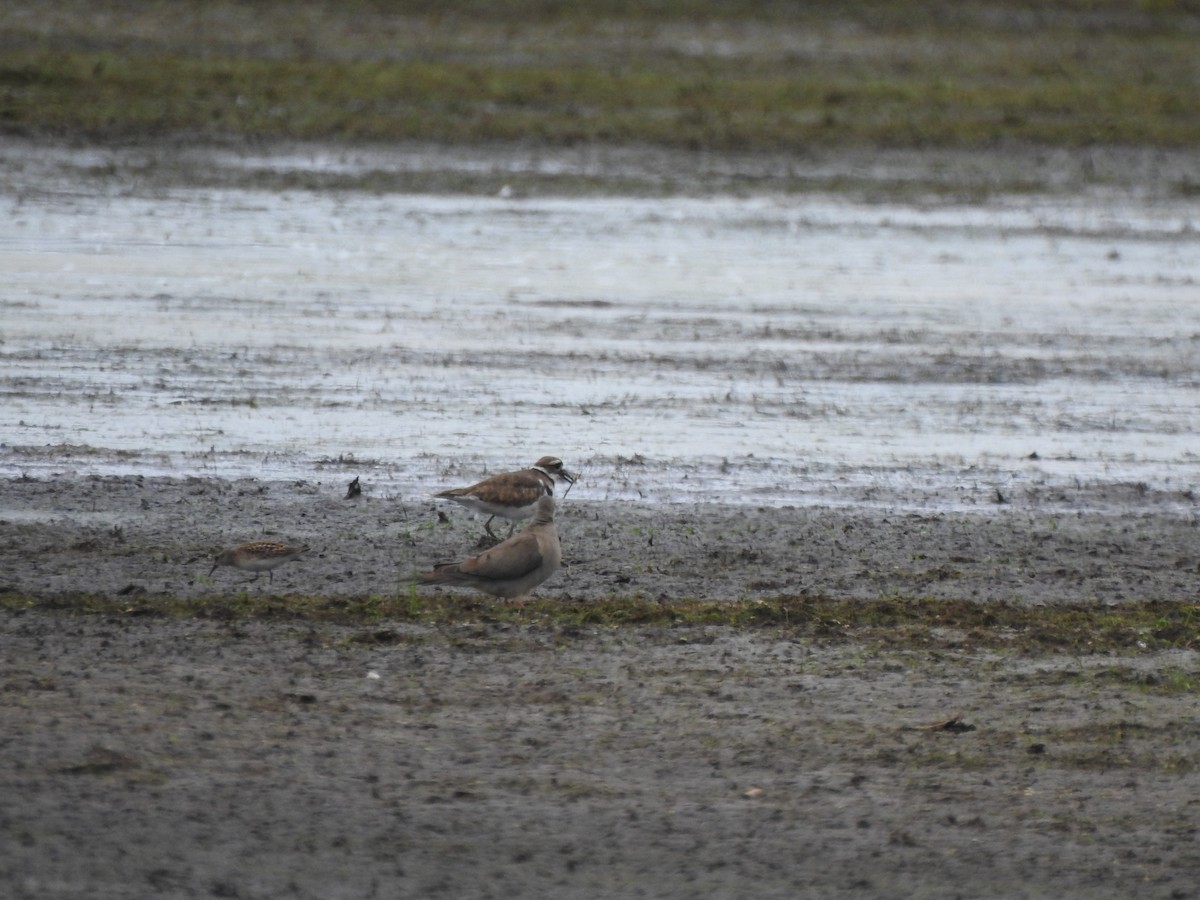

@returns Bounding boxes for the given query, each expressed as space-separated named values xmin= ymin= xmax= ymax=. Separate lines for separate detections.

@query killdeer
xmin=433 ymin=455 xmax=576 ymax=539
xmin=418 ymin=495 xmax=561 ymax=603
xmin=209 ymin=540 xmax=309 ymax=584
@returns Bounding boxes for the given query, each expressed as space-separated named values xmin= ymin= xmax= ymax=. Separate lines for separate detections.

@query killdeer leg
xmin=484 ymin=516 xmax=499 ymax=539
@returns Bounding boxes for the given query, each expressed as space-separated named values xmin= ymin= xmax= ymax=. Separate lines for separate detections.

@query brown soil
xmin=3 ymin=473 xmax=1199 ymax=898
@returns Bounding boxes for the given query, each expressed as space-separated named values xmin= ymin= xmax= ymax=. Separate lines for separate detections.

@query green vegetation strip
xmin=2 ymin=1 xmax=1198 ymax=149
xmin=4 ymin=590 xmax=1198 ymax=655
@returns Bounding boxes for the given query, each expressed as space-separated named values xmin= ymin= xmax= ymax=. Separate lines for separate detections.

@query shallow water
xmin=2 ymin=149 xmax=1198 ymax=512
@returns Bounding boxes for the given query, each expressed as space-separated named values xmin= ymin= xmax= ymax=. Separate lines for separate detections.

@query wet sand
xmin=3 ymin=473 xmax=1200 ymax=898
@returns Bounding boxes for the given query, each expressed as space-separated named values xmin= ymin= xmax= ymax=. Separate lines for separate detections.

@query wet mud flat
xmin=4 ymin=139 xmax=1200 ymax=502
xmin=5 ymin=608 xmax=1200 ymax=900
xmin=1 ymin=473 xmax=1198 ymax=606
xmin=3 ymin=473 xmax=1200 ymax=898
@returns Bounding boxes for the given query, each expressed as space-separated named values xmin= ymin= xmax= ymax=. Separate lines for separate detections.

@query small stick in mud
xmin=913 ymin=712 xmax=976 ymax=733
xmin=561 ymin=467 xmax=582 ymax=500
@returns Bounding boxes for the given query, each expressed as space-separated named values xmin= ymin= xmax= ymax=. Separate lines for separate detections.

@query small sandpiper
xmin=418 ymin=495 xmax=561 ymax=604
xmin=433 ymin=456 xmax=576 ymax=539
xmin=209 ymin=541 xmax=309 ymax=584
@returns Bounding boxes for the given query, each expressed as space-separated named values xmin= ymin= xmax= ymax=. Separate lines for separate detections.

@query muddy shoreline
xmin=3 ymin=473 xmax=1200 ymax=898
xmin=1 ymin=473 xmax=1197 ymax=607
xmin=6 ymin=136 xmax=1200 ymax=199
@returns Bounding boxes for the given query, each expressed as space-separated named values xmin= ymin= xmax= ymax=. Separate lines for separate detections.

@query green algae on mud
xmin=5 ymin=589 xmax=1199 ymax=657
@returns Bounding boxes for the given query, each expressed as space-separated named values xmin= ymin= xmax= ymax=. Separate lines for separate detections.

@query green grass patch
xmin=1087 ymin=665 xmax=1200 ymax=695
xmin=2 ymin=1 xmax=1198 ymax=150
xmin=3 ymin=589 xmax=1198 ymax=656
